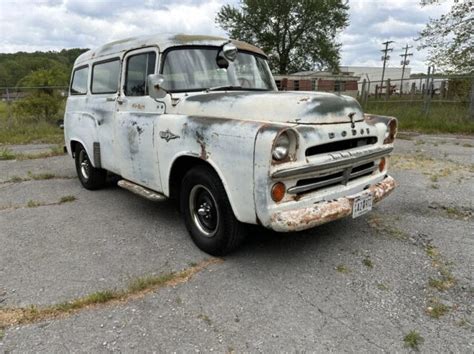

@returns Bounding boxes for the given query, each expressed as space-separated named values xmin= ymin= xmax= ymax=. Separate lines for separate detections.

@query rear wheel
xmin=181 ymin=166 xmax=246 ymax=256
xmin=74 ymin=144 xmax=107 ymax=190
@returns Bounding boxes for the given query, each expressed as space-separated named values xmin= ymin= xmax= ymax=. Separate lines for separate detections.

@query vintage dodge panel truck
xmin=64 ymin=34 xmax=397 ymax=255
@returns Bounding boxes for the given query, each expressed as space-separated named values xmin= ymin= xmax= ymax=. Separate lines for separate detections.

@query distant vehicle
xmin=64 ymin=34 xmax=397 ymax=255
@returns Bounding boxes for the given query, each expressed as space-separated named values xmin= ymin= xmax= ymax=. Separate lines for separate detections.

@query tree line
xmin=0 ymin=48 xmax=87 ymax=88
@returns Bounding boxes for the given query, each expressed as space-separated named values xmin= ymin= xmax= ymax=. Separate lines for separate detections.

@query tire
xmin=181 ymin=166 xmax=246 ymax=256
xmin=74 ymin=144 xmax=107 ymax=190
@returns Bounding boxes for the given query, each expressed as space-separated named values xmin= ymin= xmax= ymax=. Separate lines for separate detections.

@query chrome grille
xmin=288 ymin=162 xmax=377 ymax=195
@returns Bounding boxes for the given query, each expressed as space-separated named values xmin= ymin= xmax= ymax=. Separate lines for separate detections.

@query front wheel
xmin=74 ymin=144 xmax=107 ymax=190
xmin=181 ymin=166 xmax=246 ymax=256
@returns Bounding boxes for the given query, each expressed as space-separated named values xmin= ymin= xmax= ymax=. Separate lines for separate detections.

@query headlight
xmin=272 ymin=132 xmax=291 ymax=161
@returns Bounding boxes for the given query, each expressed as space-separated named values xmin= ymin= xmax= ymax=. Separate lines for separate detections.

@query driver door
xmin=115 ymin=47 xmax=163 ymax=192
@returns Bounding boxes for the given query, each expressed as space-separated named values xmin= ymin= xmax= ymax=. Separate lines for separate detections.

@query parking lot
xmin=0 ymin=134 xmax=472 ymax=352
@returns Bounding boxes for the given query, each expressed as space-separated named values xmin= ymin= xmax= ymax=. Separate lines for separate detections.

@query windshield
xmin=161 ymin=47 xmax=276 ymax=92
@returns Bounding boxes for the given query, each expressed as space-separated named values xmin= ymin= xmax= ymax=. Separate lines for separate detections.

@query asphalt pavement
xmin=0 ymin=133 xmax=472 ymax=352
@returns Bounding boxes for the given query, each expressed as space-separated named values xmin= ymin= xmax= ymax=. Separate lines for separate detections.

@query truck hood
xmin=175 ymin=91 xmax=364 ymax=124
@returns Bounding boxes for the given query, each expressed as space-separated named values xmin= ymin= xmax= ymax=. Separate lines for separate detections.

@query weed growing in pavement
xmin=0 ymin=148 xmax=16 ymax=160
xmin=426 ymin=299 xmax=450 ymax=319
xmin=0 ymin=259 xmax=222 ymax=328
xmin=0 ymin=146 xmax=65 ymax=161
xmin=0 ymin=328 xmax=4 ymax=340
xmin=127 ymin=273 xmax=176 ymax=292
xmin=403 ymin=330 xmax=424 ymax=350
xmin=376 ymin=283 xmax=390 ymax=291
xmin=362 ymin=257 xmax=374 ymax=269
xmin=59 ymin=195 xmax=76 ymax=204
xmin=197 ymin=314 xmax=212 ymax=326
xmin=27 ymin=200 xmax=41 ymax=208
xmin=27 ymin=171 xmax=56 ymax=180
xmin=336 ymin=264 xmax=350 ymax=273
xmin=425 ymin=244 xmax=457 ymax=291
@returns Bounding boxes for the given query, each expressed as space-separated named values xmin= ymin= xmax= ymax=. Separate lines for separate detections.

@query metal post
xmin=469 ymin=77 xmax=474 ymax=120
xmin=380 ymin=40 xmax=394 ymax=96
xmin=399 ymin=44 xmax=413 ymax=95
xmin=385 ymin=79 xmax=391 ymax=100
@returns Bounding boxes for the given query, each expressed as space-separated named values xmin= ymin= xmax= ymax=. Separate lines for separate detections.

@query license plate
xmin=352 ymin=193 xmax=373 ymax=218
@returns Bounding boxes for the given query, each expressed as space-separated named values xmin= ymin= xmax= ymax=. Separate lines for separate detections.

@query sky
xmin=0 ymin=0 xmax=454 ymax=73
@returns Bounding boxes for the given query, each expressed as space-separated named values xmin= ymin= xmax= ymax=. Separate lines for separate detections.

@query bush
xmin=12 ymin=92 xmax=66 ymax=124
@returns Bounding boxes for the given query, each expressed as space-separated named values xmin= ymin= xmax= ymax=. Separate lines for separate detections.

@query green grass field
xmin=0 ymin=101 xmax=64 ymax=145
xmin=363 ymin=100 xmax=474 ymax=135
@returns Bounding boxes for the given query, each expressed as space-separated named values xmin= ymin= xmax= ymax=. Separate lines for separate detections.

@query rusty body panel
xmin=65 ymin=33 xmax=398 ymax=233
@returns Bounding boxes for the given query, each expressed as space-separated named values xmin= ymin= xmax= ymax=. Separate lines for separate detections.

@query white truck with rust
xmin=64 ymin=34 xmax=397 ymax=255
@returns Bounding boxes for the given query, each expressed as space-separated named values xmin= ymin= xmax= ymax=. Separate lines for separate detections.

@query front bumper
xmin=269 ymin=175 xmax=396 ymax=232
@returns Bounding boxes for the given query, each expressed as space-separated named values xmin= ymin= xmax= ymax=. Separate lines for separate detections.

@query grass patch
xmin=336 ymin=264 xmax=350 ymax=273
xmin=364 ymin=100 xmax=474 ymax=134
xmin=362 ymin=257 xmax=374 ymax=269
xmin=367 ymin=213 xmax=408 ymax=240
xmin=428 ymin=277 xmax=456 ymax=291
xmin=0 ymin=148 xmax=16 ymax=160
xmin=0 ymin=258 xmax=222 ymax=328
xmin=403 ymin=330 xmax=424 ymax=350
xmin=59 ymin=195 xmax=76 ymax=204
xmin=27 ymin=200 xmax=41 ymax=208
xmin=425 ymin=244 xmax=457 ymax=291
xmin=376 ymin=283 xmax=390 ymax=291
xmin=0 ymin=328 xmax=4 ymax=340
xmin=28 ymin=171 xmax=56 ymax=180
xmin=197 ymin=314 xmax=212 ymax=326
xmin=127 ymin=273 xmax=176 ymax=292
xmin=426 ymin=300 xmax=450 ymax=319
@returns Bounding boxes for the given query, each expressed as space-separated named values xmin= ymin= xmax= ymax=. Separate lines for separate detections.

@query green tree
xmin=215 ymin=0 xmax=349 ymax=74
xmin=417 ymin=0 xmax=473 ymax=74
xmin=13 ymin=66 xmax=69 ymax=123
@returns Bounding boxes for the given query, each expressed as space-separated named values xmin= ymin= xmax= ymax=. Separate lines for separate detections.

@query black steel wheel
xmin=181 ymin=165 xmax=246 ymax=255
xmin=74 ymin=144 xmax=107 ymax=190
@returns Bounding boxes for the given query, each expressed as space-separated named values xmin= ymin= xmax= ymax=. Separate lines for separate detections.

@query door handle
xmin=106 ymin=97 xmax=116 ymax=102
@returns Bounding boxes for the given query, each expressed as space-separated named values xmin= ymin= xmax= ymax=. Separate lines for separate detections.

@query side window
xmin=124 ymin=52 xmax=156 ymax=96
xmin=70 ymin=66 xmax=88 ymax=95
xmin=91 ymin=59 xmax=120 ymax=94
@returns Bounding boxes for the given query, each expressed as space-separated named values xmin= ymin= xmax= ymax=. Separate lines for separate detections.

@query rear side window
xmin=92 ymin=59 xmax=120 ymax=94
xmin=125 ymin=52 xmax=156 ymax=96
xmin=70 ymin=66 xmax=88 ymax=95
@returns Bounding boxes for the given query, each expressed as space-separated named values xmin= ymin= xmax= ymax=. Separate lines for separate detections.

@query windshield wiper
xmin=206 ymin=85 xmax=243 ymax=92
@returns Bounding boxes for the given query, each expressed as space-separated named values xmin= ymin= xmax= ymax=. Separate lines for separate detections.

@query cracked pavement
xmin=0 ymin=134 xmax=473 ymax=352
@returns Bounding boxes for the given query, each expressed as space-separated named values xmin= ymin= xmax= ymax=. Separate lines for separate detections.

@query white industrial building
xmin=339 ymin=66 xmax=412 ymax=94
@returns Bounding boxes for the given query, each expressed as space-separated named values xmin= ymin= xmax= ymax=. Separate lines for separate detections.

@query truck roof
xmin=75 ymin=33 xmax=266 ymax=65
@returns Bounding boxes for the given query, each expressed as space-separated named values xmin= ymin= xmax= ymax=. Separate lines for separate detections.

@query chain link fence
xmin=357 ymin=75 xmax=474 ymax=124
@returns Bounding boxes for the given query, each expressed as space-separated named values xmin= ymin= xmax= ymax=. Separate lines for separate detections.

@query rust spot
xmin=196 ymin=131 xmax=208 ymax=160
xmin=297 ymin=96 xmax=310 ymax=103
xmin=131 ymin=103 xmax=145 ymax=110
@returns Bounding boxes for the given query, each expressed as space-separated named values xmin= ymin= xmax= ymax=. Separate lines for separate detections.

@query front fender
xmin=157 ymin=115 xmax=265 ymax=224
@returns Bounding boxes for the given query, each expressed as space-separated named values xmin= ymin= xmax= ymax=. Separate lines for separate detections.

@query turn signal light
xmin=271 ymin=182 xmax=286 ymax=202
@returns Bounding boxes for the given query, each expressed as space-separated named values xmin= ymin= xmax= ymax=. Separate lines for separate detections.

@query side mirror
xmin=216 ymin=42 xmax=238 ymax=69
xmin=147 ymin=74 xmax=168 ymax=99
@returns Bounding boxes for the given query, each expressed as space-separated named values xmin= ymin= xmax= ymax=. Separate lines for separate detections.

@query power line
xmin=380 ymin=40 xmax=394 ymax=96
xmin=399 ymin=44 xmax=413 ymax=94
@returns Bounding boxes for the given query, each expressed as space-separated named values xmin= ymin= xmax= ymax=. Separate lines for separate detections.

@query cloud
xmin=0 ymin=0 xmax=455 ymax=73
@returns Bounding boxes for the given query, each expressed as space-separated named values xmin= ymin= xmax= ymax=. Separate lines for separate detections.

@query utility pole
xmin=399 ymin=44 xmax=413 ymax=94
xmin=380 ymin=41 xmax=394 ymax=97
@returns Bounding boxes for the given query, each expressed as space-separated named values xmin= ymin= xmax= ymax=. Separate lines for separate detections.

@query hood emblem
xmin=159 ymin=129 xmax=180 ymax=142
xmin=348 ymin=112 xmax=356 ymax=128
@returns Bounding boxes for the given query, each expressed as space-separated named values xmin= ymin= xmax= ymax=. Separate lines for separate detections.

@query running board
xmin=117 ymin=180 xmax=167 ymax=202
